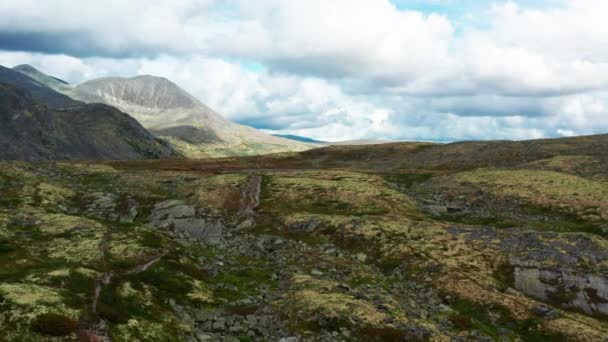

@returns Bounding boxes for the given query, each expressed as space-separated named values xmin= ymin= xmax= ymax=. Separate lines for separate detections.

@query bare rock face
xmin=148 ymin=200 xmax=224 ymax=245
xmin=448 ymin=226 xmax=608 ymax=317
xmin=70 ymin=75 xmax=200 ymax=110
xmin=512 ymin=259 xmax=608 ymax=316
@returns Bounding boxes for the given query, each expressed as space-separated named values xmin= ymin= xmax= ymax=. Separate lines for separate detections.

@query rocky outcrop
xmin=148 ymin=200 xmax=224 ymax=246
xmin=449 ymin=226 xmax=608 ymax=317
xmin=512 ymin=259 xmax=608 ymax=316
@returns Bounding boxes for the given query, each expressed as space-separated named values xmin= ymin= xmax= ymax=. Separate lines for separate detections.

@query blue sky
xmin=0 ymin=0 xmax=606 ymax=142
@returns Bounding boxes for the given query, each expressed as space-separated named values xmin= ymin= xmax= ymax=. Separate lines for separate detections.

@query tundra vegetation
xmin=1 ymin=134 xmax=608 ymax=341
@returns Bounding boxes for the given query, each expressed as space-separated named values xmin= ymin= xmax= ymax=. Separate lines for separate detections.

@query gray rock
xmin=197 ymin=333 xmax=212 ymax=341
xmin=173 ymin=218 xmax=224 ymax=245
xmin=149 ymin=200 xmax=195 ymax=223
xmin=533 ymin=305 xmax=560 ymax=319
xmin=212 ymin=320 xmax=226 ymax=331
xmin=311 ymin=269 xmax=324 ymax=276
xmin=355 ymin=253 xmax=367 ymax=262
xmin=119 ymin=199 xmax=139 ymax=223
xmin=279 ymin=337 xmax=298 ymax=342
xmin=246 ymin=315 xmax=258 ymax=326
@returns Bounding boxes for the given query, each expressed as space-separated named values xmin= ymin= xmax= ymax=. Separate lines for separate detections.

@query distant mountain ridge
xmin=272 ymin=134 xmax=327 ymax=144
xmin=0 ymin=65 xmax=177 ymax=161
xmin=13 ymin=64 xmax=69 ymax=87
xmin=0 ymin=65 xmax=73 ymax=108
xmin=15 ymin=65 xmax=314 ymax=158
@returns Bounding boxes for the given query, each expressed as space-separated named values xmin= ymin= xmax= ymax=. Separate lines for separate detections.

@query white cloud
xmin=0 ymin=0 xmax=607 ymax=142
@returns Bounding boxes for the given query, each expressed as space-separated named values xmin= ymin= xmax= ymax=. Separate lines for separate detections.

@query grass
xmin=434 ymin=214 xmax=518 ymax=229
xmin=522 ymin=204 xmax=604 ymax=236
xmin=449 ymin=298 xmax=568 ymax=341
xmin=382 ymin=173 xmax=433 ymax=189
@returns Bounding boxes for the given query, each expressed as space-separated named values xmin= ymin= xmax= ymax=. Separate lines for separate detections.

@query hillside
xmin=1 ymin=134 xmax=607 ymax=341
xmin=0 ymin=66 xmax=177 ymax=161
xmin=12 ymin=64 xmax=70 ymax=91
xmin=0 ymin=65 xmax=73 ymax=108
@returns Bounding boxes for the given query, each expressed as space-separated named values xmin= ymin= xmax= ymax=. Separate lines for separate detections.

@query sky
xmin=0 ymin=0 xmax=607 ymax=142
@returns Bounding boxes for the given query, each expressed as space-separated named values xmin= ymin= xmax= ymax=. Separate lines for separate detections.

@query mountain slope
xmin=13 ymin=64 xmax=70 ymax=91
xmin=57 ymin=74 xmax=314 ymax=158
xmin=0 ymin=65 xmax=73 ymax=108
xmin=0 ymin=66 xmax=177 ymax=161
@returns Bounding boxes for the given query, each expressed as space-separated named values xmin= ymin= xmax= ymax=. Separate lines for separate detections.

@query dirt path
xmin=78 ymin=233 xmax=167 ymax=342
xmin=126 ymin=250 xmax=168 ymax=275
xmin=239 ymin=175 xmax=262 ymax=221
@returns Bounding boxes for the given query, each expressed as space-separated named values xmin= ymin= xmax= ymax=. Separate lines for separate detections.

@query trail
xmin=239 ymin=174 xmax=262 ymax=221
xmin=126 ymin=250 xmax=168 ymax=275
xmin=91 ymin=234 xmax=111 ymax=315
xmin=78 ymin=233 xmax=167 ymax=342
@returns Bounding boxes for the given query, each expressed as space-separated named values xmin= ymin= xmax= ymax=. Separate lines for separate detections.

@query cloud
xmin=0 ymin=0 xmax=214 ymax=57
xmin=0 ymin=0 xmax=607 ymax=142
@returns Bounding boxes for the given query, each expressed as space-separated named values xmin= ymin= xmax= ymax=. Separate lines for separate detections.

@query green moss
xmin=98 ymin=281 xmax=157 ymax=324
xmin=493 ymin=261 xmax=515 ymax=292
xmin=357 ymin=326 xmax=420 ymax=342
xmin=522 ymin=204 xmax=604 ymax=236
xmin=213 ymin=268 xmax=272 ymax=301
xmin=376 ymin=258 xmax=403 ymax=275
xmin=449 ymin=298 xmax=568 ymax=341
xmin=434 ymin=214 xmax=518 ymax=229
xmin=0 ymin=239 xmax=14 ymax=253
xmin=383 ymin=173 xmax=433 ymax=189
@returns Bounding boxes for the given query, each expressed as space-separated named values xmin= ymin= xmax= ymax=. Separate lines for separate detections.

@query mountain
xmin=330 ymin=139 xmax=395 ymax=146
xmin=13 ymin=64 xmax=70 ymax=90
xmin=272 ymin=134 xmax=327 ymax=144
xmin=29 ymin=71 xmax=314 ymax=158
xmin=0 ymin=65 xmax=73 ymax=108
xmin=0 ymin=66 xmax=177 ymax=161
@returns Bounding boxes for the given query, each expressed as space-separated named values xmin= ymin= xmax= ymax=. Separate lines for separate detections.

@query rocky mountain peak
xmin=75 ymin=75 xmax=200 ymax=110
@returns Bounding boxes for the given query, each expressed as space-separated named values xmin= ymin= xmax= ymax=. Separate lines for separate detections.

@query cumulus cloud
xmin=0 ymin=0 xmax=215 ymax=57
xmin=0 ymin=0 xmax=607 ymax=142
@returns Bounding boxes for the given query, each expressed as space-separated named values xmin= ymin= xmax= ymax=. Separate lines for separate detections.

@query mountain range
xmin=13 ymin=65 xmax=314 ymax=159
xmin=0 ymin=66 xmax=176 ymax=161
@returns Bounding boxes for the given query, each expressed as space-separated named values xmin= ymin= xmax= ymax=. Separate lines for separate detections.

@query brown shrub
xmin=31 ymin=313 xmax=77 ymax=336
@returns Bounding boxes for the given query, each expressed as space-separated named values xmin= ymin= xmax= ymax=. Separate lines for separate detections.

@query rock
xmin=236 ymin=219 xmax=254 ymax=230
xmin=246 ymin=315 xmax=257 ymax=326
xmin=86 ymin=192 xmax=119 ymax=219
xmin=212 ymin=320 xmax=226 ymax=331
xmin=147 ymin=199 xmax=224 ymax=245
xmin=533 ymin=305 xmax=560 ymax=319
xmin=336 ymin=283 xmax=350 ymax=292
xmin=195 ymin=311 xmax=212 ymax=322
xmin=229 ymin=324 xmax=246 ymax=333
xmin=427 ymin=205 xmax=448 ymax=215
xmin=197 ymin=333 xmax=213 ymax=341
xmin=119 ymin=199 xmax=139 ymax=223
xmin=173 ymin=218 xmax=224 ymax=246
xmin=279 ymin=337 xmax=298 ymax=342
xmin=340 ymin=328 xmax=351 ymax=338
xmin=149 ymin=200 xmax=196 ymax=223
xmin=311 ymin=269 xmax=324 ymax=276
xmin=355 ymin=253 xmax=367 ymax=262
